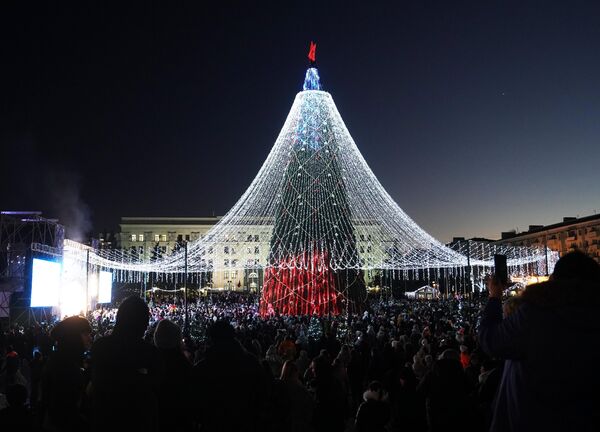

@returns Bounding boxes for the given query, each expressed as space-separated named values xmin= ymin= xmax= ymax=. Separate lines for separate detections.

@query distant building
xmin=95 ymin=230 xmax=118 ymax=250
xmin=117 ymin=216 xmax=384 ymax=290
xmin=495 ymin=214 xmax=600 ymax=264
xmin=118 ymin=216 xmax=222 ymax=256
xmin=117 ymin=216 xmax=269 ymax=291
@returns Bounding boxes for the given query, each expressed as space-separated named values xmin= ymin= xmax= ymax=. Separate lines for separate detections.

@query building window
xmin=139 ymin=234 xmax=144 ymax=242
xmin=254 ymin=246 xmax=260 ymax=254
xmin=224 ymin=246 xmax=229 ymax=254
xmin=224 ymin=259 xmax=229 ymax=266
xmin=247 ymin=235 xmax=253 ymax=242
xmin=230 ymin=270 xmax=238 ymax=279
xmin=161 ymin=234 xmax=167 ymax=242
xmin=254 ymin=235 xmax=259 ymax=242
xmin=185 ymin=234 xmax=190 ymax=241
xmin=154 ymin=234 xmax=160 ymax=242
xmin=138 ymin=246 xmax=144 ymax=254
xmin=247 ymin=247 xmax=252 ymax=254
xmin=224 ymin=271 xmax=230 ymax=279
xmin=131 ymin=234 xmax=137 ymax=242
xmin=177 ymin=234 xmax=183 ymax=242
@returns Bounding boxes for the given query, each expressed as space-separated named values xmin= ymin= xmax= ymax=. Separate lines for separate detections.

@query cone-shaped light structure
xmin=62 ymin=52 xmax=557 ymax=311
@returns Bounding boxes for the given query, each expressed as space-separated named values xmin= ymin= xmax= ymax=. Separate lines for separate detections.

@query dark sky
xmin=2 ymin=1 xmax=600 ymax=242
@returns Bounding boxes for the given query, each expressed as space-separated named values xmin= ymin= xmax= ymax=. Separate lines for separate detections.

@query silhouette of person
xmin=280 ymin=360 xmax=314 ymax=432
xmin=153 ymin=319 xmax=193 ymax=432
xmin=479 ymin=251 xmax=600 ymax=432
xmin=41 ymin=315 xmax=92 ymax=431
xmin=355 ymin=380 xmax=391 ymax=432
xmin=192 ymin=320 xmax=268 ymax=432
xmin=0 ymin=384 xmax=34 ymax=431
xmin=90 ymin=296 xmax=162 ymax=432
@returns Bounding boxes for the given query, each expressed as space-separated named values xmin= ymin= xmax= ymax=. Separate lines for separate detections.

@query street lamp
xmin=183 ymin=241 xmax=189 ymax=337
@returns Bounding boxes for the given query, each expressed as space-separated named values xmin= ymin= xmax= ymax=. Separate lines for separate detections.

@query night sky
xmin=2 ymin=1 xmax=600 ymax=242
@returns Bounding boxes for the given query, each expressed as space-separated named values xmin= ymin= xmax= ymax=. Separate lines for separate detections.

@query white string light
xmin=61 ymin=68 xmax=558 ymax=280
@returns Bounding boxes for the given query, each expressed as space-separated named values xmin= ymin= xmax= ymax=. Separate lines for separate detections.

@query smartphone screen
xmin=494 ymin=254 xmax=508 ymax=285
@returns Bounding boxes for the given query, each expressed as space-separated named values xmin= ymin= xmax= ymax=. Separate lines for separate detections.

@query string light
xmin=60 ymin=66 xmax=558 ymax=283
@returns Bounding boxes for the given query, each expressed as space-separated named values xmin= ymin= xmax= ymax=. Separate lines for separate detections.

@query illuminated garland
xmin=61 ymin=66 xmax=558 ymax=282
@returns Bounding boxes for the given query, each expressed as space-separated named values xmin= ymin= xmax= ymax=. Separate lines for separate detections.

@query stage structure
xmin=57 ymin=44 xmax=559 ymax=315
xmin=0 ymin=211 xmax=65 ymax=322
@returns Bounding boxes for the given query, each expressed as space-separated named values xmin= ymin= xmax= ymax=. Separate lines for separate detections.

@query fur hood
xmin=363 ymin=389 xmax=388 ymax=402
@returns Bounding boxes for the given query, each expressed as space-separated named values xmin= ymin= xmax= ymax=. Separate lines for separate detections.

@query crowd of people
xmin=0 ymin=251 xmax=598 ymax=431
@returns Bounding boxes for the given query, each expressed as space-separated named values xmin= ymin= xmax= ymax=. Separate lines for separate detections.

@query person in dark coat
xmin=90 ymin=296 xmax=162 ymax=432
xmin=355 ymin=380 xmax=391 ymax=432
xmin=280 ymin=360 xmax=314 ymax=432
xmin=41 ymin=315 xmax=92 ymax=431
xmin=0 ymin=383 xmax=34 ymax=431
xmin=153 ymin=319 xmax=193 ymax=432
xmin=479 ymin=251 xmax=600 ymax=432
xmin=309 ymin=353 xmax=346 ymax=432
xmin=387 ymin=366 xmax=427 ymax=432
xmin=29 ymin=350 xmax=44 ymax=413
xmin=192 ymin=320 xmax=268 ymax=432
xmin=417 ymin=349 xmax=475 ymax=432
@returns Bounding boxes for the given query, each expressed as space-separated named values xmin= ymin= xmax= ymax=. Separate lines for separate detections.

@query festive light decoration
xmin=308 ymin=41 xmax=317 ymax=63
xmin=55 ymin=53 xmax=559 ymax=314
xmin=307 ymin=316 xmax=323 ymax=340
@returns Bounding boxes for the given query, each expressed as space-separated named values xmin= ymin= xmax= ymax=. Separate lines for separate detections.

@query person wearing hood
xmin=479 ymin=251 xmax=600 ymax=432
xmin=354 ymin=380 xmax=390 ymax=432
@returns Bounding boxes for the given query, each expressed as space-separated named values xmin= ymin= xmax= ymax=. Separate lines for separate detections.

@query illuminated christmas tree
xmin=260 ymin=43 xmax=365 ymax=316
xmin=62 ymin=43 xmax=558 ymax=315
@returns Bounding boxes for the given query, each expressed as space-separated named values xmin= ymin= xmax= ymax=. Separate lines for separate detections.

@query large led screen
xmin=30 ymin=258 xmax=61 ymax=307
xmin=98 ymin=271 xmax=113 ymax=303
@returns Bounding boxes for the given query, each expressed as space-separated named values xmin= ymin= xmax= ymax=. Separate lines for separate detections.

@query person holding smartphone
xmin=479 ymin=252 xmax=600 ymax=432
